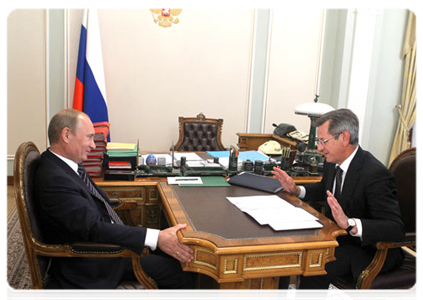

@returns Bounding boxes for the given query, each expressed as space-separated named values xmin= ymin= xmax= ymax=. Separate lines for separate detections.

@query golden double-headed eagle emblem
xmin=150 ymin=9 xmax=182 ymax=28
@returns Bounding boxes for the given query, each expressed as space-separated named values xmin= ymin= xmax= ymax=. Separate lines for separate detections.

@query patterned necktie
xmin=334 ymin=166 xmax=343 ymax=200
xmin=78 ymin=165 xmax=123 ymax=225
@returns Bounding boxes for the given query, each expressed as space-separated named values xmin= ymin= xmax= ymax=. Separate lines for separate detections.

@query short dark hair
xmin=48 ymin=109 xmax=86 ymax=145
xmin=316 ymin=108 xmax=359 ymax=145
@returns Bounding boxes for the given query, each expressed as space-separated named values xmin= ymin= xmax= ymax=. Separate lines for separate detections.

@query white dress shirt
xmin=298 ymin=146 xmax=362 ymax=237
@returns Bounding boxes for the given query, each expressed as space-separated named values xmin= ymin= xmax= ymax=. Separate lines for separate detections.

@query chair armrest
xmin=357 ymin=234 xmax=416 ymax=289
xmin=109 ymin=198 xmax=138 ymax=210
xmin=69 ymin=242 xmax=126 ymax=254
xmin=32 ymin=240 xmax=157 ymax=289
xmin=376 ymin=234 xmax=416 ymax=250
xmin=109 ymin=198 xmax=121 ymax=207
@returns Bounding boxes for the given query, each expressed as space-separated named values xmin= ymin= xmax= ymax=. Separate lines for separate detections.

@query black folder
xmin=228 ymin=172 xmax=283 ymax=193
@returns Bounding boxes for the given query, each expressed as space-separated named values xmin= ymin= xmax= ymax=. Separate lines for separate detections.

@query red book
xmin=108 ymin=161 xmax=132 ymax=169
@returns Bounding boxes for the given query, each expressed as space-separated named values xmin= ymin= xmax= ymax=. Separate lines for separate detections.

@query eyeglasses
xmin=317 ymin=132 xmax=342 ymax=147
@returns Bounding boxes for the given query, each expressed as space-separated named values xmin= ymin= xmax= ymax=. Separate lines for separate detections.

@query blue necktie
xmin=78 ymin=165 xmax=123 ymax=225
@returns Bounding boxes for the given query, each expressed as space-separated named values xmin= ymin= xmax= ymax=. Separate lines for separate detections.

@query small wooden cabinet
xmin=100 ymin=183 xmax=161 ymax=229
xmin=236 ymin=133 xmax=297 ymax=151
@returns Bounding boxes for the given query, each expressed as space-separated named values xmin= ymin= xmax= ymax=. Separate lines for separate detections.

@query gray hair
xmin=316 ymin=108 xmax=359 ymax=145
xmin=48 ymin=109 xmax=86 ymax=145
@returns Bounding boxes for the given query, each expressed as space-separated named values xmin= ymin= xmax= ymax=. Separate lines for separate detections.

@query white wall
xmin=95 ymin=9 xmax=254 ymax=151
xmin=319 ymin=9 xmax=409 ymax=165
xmin=7 ymin=10 xmax=47 ymax=158
xmin=265 ymin=9 xmax=325 ymax=134
xmin=7 ymin=8 xmax=409 ymax=175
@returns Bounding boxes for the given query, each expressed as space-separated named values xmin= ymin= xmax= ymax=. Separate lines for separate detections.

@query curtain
xmin=389 ymin=11 xmax=416 ymax=166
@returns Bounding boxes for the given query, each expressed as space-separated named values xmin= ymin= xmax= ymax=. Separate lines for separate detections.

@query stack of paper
xmin=226 ymin=195 xmax=323 ymax=231
xmin=105 ymin=142 xmax=138 ymax=171
xmin=107 ymin=142 xmax=137 ymax=157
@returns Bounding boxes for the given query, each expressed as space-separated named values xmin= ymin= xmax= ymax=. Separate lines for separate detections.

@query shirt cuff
xmin=350 ymin=218 xmax=363 ymax=238
xmin=144 ymin=228 xmax=160 ymax=250
xmin=298 ymin=186 xmax=306 ymax=199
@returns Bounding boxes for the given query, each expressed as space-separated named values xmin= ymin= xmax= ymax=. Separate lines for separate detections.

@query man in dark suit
xmin=273 ymin=108 xmax=405 ymax=289
xmin=34 ymin=109 xmax=195 ymax=289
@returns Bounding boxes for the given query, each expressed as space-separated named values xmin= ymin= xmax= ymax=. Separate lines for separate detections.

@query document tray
xmin=228 ymin=172 xmax=283 ymax=193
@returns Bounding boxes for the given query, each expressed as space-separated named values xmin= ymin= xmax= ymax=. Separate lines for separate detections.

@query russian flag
xmin=73 ymin=9 xmax=110 ymax=140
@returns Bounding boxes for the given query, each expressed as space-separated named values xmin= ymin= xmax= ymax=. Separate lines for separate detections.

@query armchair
xmin=174 ymin=112 xmax=226 ymax=151
xmin=332 ymin=147 xmax=416 ymax=289
xmin=13 ymin=141 xmax=157 ymax=289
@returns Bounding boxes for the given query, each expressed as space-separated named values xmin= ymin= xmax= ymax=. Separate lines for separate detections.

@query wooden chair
xmin=174 ymin=112 xmax=226 ymax=151
xmin=332 ymin=147 xmax=416 ymax=289
xmin=13 ymin=141 xmax=157 ymax=289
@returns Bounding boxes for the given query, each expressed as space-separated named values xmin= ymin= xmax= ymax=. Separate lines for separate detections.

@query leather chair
xmin=13 ymin=141 xmax=157 ymax=289
xmin=332 ymin=147 xmax=416 ymax=289
xmin=174 ymin=112 xmax=226 ymax=151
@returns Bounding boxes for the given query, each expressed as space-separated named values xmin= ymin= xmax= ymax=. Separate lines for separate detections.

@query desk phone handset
xmin=272 ymin=123 xmax=308 ymax=142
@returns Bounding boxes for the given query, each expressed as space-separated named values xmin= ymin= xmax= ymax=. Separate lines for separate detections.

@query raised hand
xmin=326 ymin=190 xmax=349 ymax=230
xmin=271 ymin=166 xmax=300 ymax=196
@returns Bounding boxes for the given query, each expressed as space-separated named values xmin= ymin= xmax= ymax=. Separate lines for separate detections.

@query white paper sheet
xmin=226 ymin=195 xmax=322 ymax=231
xmin=167 ymin=177 xmax=203 ymax=185
xmin=173 ymin=152 xmax=203 ymax=161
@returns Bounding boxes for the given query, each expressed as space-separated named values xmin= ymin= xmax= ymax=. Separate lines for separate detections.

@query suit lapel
xmin=339 ymin=147 xmax=363 ymax=209
xmin=44 ymin=150 xmax=92 ymax=195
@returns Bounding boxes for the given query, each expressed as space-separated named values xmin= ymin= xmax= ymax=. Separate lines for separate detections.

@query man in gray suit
xmin=273 ymin=108 xmax=404 ymax=289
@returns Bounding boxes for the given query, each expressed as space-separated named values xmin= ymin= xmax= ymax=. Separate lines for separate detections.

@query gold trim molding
xmin=193 ymin=248 xmax=217 ymax=270
xmin=223 ymin=258 xmax=239 ymax=274
xmin=243 ymin=251 xmax=302 ymax=272
xmin=309 ymin=252 xmax=323 ymax=268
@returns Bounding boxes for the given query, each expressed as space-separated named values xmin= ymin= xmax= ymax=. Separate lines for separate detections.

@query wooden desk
xmin=96 ymin=178 xmax=344 ymax=289
xmin=237 ymin=133 xmax=297 ymax=151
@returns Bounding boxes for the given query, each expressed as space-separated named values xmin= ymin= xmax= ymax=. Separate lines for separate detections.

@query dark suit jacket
xmin=304 ymin=146 xmax=405 ymax=257
xmin=34 ymin=150 xmax=147 ymax=288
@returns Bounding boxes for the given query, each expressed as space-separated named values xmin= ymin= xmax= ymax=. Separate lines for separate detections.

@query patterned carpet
xmin=5 ymin=208 xmax=420 ymax=300
xmin=5 ymin=208 xmax=34 ymax=300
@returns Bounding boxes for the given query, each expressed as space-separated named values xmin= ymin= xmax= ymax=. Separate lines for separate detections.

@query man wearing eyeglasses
xmin=273 ymin=108 xmax=405 ymax=289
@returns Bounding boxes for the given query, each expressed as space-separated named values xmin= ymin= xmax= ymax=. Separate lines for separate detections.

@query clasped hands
xmin=272 ymin=167 xmax=350 ymax=231
xmin=157 ymin=224 xmax=194 ymax=263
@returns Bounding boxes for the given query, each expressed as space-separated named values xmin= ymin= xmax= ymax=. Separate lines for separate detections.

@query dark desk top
xmin=160 ymin=182 xmax=344 ymax=249
xmin=171 ymin=184 xmax=321 ymax=240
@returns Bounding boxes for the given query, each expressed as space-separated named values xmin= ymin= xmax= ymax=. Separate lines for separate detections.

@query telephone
xmin=287 ymin=130 xmax=308 ymax=143
xmin=258 ymin=140 xmax=282 ymax=155
xmin=272 ymin=123 xmax=296 ymax=137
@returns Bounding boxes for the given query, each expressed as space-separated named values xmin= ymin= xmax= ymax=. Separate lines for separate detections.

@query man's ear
xmin=341 ymin=131 xmax=351 ymax=146
xmin=61 ymin=127 xmax=71 ymax=144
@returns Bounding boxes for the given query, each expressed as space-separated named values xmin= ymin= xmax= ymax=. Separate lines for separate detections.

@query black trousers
xmin=137 ymin=250 xmax=196 ymax=300
xmin=279 ymin=243 xmax=403 ymax=289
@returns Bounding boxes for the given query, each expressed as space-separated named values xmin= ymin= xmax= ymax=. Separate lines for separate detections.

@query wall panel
xmin=69 ymin=9 xmax=255 ymax=151
xmin=265 ymin=10 xmax=324 ymax=135
xmin=7 ymin=10 xmax=47 ymax=155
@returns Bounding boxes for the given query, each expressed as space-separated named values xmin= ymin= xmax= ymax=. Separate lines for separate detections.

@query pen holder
xmin=280 ymin=157 xmax=290 ymax=171
xmin=180 ymin=156 xmax=186 ymax=167
xmin=229 ymin=155 xmax=238 ymax=171
xmin=254 ymin=160 xmax=264 ymax=175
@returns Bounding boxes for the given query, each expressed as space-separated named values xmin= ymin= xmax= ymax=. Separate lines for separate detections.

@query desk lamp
xmin=294 ymin=95 xmax=334 ymax=150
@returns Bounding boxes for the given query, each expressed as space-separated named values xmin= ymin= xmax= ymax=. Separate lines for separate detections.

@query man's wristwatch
xmin=346 ymin=218 xmax=356 ymax=233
